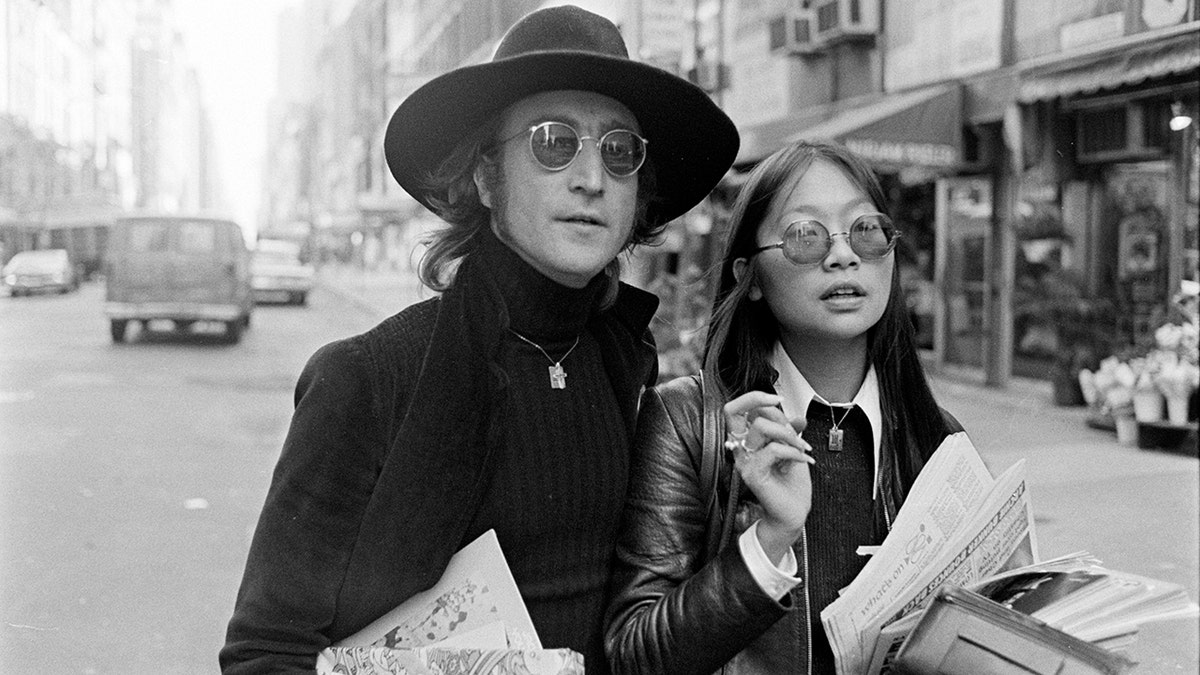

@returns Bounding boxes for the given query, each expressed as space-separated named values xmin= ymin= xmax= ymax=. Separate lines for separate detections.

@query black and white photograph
xmin=1 ymin=1 xmax=1197 ymax=673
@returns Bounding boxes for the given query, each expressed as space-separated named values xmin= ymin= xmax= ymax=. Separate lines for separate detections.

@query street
xmin=1 ymin=274 xmax=1197 ymax=673
xmin=0 ymin=280 xmax=384 ymax=673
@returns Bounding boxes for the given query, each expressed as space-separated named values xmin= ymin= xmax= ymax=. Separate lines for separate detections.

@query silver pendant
xmin=828 ymin=427 xmax=843 ymax=453
xmin=549 ymin=363 xmax=567 ymax=389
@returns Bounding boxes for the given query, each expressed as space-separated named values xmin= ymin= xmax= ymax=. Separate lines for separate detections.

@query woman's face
xmin=747 ymin=157 xmax=894 ymax=350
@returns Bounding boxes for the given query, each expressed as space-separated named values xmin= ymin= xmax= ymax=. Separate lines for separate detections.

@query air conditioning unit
xmin=687 ymin=60 xmax=730 ymax=93
xmin=768 ymin=7 xmax=822 ymax=56
xmin=811 ymin=0 xmax=878 ymax=44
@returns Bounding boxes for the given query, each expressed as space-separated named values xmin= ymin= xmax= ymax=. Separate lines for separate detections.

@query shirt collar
xmin=770 ymin=341 xmax=884 ymax=498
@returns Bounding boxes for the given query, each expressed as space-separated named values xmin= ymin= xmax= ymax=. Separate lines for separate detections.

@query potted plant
xmin=1014 ymin=265 xmax=1116 ymax=406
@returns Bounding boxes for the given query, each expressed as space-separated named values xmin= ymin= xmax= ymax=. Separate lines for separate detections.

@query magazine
xmin=316 ymin=529 xmax=584 ymax=675
xmin=867 ymin=552 xmax=1198 ymax=672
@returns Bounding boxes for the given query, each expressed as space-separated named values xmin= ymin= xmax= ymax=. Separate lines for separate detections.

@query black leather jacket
xmin=604 ymin=374 xmax=963 ymax=675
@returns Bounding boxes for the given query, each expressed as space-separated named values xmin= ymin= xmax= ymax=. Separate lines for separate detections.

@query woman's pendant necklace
xmin=509 ymin=329 xmax=581 ymax=389
xmin=828 ymin=404 xmax=854 ymax=453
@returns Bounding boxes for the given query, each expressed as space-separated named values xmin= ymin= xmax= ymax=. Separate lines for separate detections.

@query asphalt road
xmin=1 ymin=276 xmax=1196 ymax=673
xmin=0 ymin=281 xmax=381 ymax=673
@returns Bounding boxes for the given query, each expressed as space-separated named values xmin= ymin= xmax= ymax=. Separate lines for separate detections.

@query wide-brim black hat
xmin=384 ymin=4 xmax=739 ymax=225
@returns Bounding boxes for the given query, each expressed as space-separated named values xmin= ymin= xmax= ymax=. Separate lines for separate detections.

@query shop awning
xmin=780 ymin=84 xmax=963 ymax=170
xmin=1019 ymin=26 xmax=1200 ymax=103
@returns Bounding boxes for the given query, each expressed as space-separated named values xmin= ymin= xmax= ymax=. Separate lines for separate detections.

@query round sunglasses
xmin=749 ymin=214 xmax=900 ymax=267
xmin=493 ymin=121 xmax=648 ymax=177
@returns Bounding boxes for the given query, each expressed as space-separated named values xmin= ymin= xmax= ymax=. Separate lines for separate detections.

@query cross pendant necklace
xmin=509 ymin=329 xmax=581 ymax=390
xmin=827 ymin=404 xmax=854 ymax=453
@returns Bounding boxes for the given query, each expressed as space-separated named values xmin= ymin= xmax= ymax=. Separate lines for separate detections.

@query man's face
xmin=476 ymin=90 xmax=641 ymax=288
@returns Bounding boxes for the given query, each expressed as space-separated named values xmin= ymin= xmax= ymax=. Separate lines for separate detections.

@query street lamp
xmin=1168 ymin=101 xmax=1193 ymax=132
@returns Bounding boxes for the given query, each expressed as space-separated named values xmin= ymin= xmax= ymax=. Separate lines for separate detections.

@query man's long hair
xmin=417 ymin=114 xmax=662 ymax=303
xmin=702 ymin=140 xmax=947 ymax=489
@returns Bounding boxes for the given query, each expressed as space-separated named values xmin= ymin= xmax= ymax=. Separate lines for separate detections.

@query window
xmin=129 ymin=223 xmax=169 ymax=252
xmin=178 ymin=222 xmax=217 ymax=253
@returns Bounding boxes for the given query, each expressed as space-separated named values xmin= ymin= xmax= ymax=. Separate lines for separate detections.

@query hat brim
xmin=385 ymin=51 xmax=739 ymax=225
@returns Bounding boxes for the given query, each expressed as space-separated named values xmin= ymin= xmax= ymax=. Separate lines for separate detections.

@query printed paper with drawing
xmin=334 ymin=529 xmax=541 ymax=651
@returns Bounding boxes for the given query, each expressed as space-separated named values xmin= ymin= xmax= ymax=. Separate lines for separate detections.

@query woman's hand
xmin=724 ymin=391 xmax=813 ymax=565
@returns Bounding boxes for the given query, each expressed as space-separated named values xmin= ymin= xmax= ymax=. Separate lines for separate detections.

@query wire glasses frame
xmin=492 ymin=121 xmax=649 ymax=178
xmin=749 ymin=214 xmax=901 ymax=267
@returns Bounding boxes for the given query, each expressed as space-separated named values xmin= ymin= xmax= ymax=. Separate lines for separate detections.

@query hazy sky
xmin=173 ymin=0 xmax=299 ymax=238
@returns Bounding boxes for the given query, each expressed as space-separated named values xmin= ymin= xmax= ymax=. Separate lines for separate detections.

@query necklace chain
xmin=509 ymin=329 xmax=580 ymax=389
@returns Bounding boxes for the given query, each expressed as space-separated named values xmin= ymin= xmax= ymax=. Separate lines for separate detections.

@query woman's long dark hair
xmin=701 ymin=140 xmax=948 ymax=488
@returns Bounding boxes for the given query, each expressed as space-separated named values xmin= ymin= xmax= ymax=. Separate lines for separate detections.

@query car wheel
xmin=110 ymin=320 xmax=128 ymax=343
xmin=225 ymin=319 xmax=243 ymax=344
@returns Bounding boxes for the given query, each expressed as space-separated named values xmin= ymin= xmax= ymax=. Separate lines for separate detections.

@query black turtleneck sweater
xmin=459 ymin=234 xmax=628 ymax=674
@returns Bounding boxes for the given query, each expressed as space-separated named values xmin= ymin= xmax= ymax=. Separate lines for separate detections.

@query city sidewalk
xmin=315 ymin=261 xmax=432 ymax=317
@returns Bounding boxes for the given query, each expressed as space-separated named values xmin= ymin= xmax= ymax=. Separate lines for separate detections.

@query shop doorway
xmin=935 ymin=177 xmax=993 ymax=369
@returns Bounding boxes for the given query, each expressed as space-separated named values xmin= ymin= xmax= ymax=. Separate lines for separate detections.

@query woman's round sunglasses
xmin=749 ymin=214 xmax=901 ymax=267
xmin=492 ymin=121 xmax=648 ymax=177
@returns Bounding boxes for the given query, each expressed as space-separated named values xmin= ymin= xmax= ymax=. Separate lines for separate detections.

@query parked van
xmin=104 ymin=215 xmax=253 ymax=343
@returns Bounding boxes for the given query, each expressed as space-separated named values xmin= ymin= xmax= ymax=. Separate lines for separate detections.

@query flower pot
xmin=1052 ymin=363 xmax=1086 ymax=407
xmin=1132 ymin=390 xmax=1164 ymax=422
xmin=1166 ymin=395 xmax=1191 ymax=425
xmin=1114 ymin=415 xmax=1139 ymax=446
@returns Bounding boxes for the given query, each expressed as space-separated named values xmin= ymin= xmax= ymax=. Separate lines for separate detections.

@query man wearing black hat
xmin=221 ymin=5 xmax=738 ymax=674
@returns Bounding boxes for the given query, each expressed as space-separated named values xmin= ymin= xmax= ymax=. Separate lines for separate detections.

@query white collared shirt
xmin=738 ymin=341 xmax=884 ymax=599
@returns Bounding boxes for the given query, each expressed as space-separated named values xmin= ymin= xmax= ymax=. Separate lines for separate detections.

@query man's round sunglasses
xmin=749 ymin=214 xmax=901 ymax=267
xmin=493 ymin=121 xmax=648 ymax=177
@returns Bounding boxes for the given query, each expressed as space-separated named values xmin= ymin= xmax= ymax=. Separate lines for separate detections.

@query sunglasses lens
xmin=851 ymin=214 xmax=896 ymax=258
xmin=530 ymin=123 xmax=581 ymax=169
xmin=599 ymin=130 xmax=646 ymax=177
xmin=783 ymin=221 xmax=831 ymax=265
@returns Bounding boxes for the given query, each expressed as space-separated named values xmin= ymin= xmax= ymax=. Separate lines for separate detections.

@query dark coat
xmin=605 ymin=374 xmax=963 ymax=675
xmin=221 ymin=254 xmax=659 ymax=674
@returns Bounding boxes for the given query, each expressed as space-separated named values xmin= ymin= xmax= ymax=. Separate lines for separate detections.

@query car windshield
xmin=4 ymin=250 xmax=67 ymax=273
xmin=253 ymin=242 xmax=301 ymax=265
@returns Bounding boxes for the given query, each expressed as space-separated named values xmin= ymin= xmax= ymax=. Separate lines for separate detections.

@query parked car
xmin=104 ymin=215 xmax=253 ymax=343
xmin=2 ymin=248 xmax=80 ymax=296
xmin=251 ymin=239 xmax=314 ymax=305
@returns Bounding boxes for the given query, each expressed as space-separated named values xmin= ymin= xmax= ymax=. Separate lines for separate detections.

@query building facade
xmin=0 ymin=0 xmax=217 ymax=275
xmin=261 ymin=0 xmax=1198 ymax=388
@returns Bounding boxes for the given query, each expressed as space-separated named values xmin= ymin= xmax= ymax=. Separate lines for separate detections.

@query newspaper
xmin=315 ymin=530 xmax=583 ymax=675
xmin=820 ymin=433 xmax=1038 ymax=675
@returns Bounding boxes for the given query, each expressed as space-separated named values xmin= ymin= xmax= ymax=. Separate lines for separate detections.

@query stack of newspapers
xmin=316 ymin=529 xmax=583 ymax=675
xmin=821 ymin=433 xmax=1198 ymax=675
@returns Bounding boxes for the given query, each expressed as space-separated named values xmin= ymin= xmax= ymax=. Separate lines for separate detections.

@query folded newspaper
xmin=317 ymin=529 xmax=584 ymax=675
xmin=820 ymin=432 xmax=1039 ymax=675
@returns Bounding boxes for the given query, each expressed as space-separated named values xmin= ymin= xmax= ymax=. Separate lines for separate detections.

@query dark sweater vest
xmin=802 ymin=401 xmax=878 ymax=674
xmin=459 ymin=234 xmax=627 ymax=674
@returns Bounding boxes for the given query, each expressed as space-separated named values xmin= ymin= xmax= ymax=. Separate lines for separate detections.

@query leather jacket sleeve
xmin=604 ymin=377 xmax=793 ymax=675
